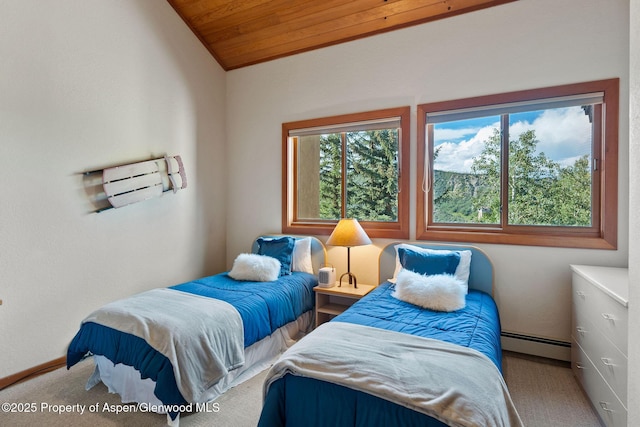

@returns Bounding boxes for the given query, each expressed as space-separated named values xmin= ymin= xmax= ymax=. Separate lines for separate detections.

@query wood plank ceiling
xmin=167 ymin=0 xmax=515 ymax=71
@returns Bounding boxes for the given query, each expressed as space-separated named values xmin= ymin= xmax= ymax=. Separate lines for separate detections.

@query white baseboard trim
xmin=501 ymin=332 xmax=571 ymax=362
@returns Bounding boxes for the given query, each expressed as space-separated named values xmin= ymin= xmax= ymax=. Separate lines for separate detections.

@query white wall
xmin=226 ymin=0 xmax=630 ymax=345
xmin=0 ymin=0 xmax=227 ymax=377
xmin=627 ymin=0 xmax=639 ymax=424
xmin=0 ymin=0 xmax=631 ymax=385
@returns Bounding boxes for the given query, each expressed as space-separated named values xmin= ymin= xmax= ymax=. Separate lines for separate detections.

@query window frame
xmin=282 ymin=106 xmax=410 ymax=238
xmin=416 ymin=79 xmax=619 ymax=249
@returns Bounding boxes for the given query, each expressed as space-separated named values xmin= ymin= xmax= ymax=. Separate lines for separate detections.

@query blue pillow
xmin=257 ymin=237 xmax=295 ymax=276
xmin=397 ymin=247 xmax=461 ymax=276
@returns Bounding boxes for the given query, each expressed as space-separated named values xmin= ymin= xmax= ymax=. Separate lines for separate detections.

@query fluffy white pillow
xmin=228 ymin=253 xmax=281 ymax=282
xmin=292 ymin=237 xmax=314 ymax=274
xmin=390 ymin=244 xmax=471 ymax=293
xmin=392 ymin=270 xmax=466 ymax=312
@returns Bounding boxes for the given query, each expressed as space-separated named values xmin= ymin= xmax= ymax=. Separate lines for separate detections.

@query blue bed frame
xmin=378 ymin=241 xmax=494 ymax=295
xmin=252 ymin=234 xmax=327 ymax=274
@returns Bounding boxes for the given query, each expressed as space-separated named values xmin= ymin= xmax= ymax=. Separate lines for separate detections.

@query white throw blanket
xmin=84 ymin=288 xmax=244 ymax=403
xmin=264 ymin=322 xmax=523 ymax=427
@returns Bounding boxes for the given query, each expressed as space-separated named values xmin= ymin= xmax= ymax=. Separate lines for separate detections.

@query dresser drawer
xmin=573 ymin=273 xmax=628 ymax=355
xmin=572 ymin=316 xmax=627 ymax=405
xmin=572 ymin=341 xmax=627 ymax=427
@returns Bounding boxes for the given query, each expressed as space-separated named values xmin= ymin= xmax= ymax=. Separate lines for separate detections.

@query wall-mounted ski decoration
xmin=85 ymin=156 xmax=187 ymax=213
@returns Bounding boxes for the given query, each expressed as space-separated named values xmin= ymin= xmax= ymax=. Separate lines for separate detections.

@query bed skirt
xmin=87 ymin=310 xmax=313 ymax=425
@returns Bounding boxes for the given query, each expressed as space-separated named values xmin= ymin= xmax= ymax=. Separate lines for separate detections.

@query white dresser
xmin=571 ymin=265 xmax=628 ymax=427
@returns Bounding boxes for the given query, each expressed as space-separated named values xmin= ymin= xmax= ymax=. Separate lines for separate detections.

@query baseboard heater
xmin=501 ymin=331 xmax=571 ymax=362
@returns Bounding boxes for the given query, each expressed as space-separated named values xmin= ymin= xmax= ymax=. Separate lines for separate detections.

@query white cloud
xmin=433 ymin=127 xmax=479 ymax=141
xmin=434 ymin=123 xmax=498 ymax=173
xmin=432 ymin=107 xmax=591 ymax=173
xmin=510 ymin=107 xmax=592 ymax=161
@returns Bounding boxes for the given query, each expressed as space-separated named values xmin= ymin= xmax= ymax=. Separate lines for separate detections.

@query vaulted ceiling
xmin=167 ymin=0 xmax=515 ymax=71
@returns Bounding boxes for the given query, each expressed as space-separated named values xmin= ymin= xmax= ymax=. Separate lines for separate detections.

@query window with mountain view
xmin=282 ymin=107 xmax=410 ymax=238
xmin=417 ymin=79 xmax=619 ymax=249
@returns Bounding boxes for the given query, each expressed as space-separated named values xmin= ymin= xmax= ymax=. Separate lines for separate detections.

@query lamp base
xmin=338 ymin=272 xmax=357 ymax=288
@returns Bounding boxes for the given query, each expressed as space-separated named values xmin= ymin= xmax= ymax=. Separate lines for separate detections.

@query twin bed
xmin=258 ymin=242 xmax=523 ymax=427
xmin=67 ymin=237 xmax=521 ymax=426
xmin=66 ymin=235 xmax=326 ymax=424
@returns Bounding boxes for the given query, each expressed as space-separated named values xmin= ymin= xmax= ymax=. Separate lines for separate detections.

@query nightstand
xmin=314 ymin=284 xmax=375 ymax=327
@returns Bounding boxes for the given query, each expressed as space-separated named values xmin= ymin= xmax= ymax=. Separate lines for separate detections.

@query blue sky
xmin=433 ymin=106 xmax=592 ymax=173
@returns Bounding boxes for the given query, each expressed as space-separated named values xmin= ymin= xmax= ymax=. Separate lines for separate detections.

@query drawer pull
xmin=599 ymin=401 xmax=613 ymax=413
xmin=575 ymin=363 xmax=585 ymax=370
xmin=576 ymin=291 xmax=586 ymax=298
xmin=601 ymin=357 xmax=614 ymax=367
xmin=601 ymin=313 xmax=615 ymax=321
xmin=576 ymin=326 xmax=587 ymax=335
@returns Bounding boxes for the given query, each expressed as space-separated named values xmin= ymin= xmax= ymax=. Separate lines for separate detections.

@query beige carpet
xmin=0 ymin=352 xmax=601 ymax=426
xmin=502 ymin=352 xmax=602 ymax=426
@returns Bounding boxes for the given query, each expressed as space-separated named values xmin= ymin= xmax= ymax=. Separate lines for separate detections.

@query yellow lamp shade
xmin=326 ymin=218 xmax=371 ymax=247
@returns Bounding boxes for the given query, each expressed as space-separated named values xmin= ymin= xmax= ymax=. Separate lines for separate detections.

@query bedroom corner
xmin=0 ymin=0 xmax=226 ymax=382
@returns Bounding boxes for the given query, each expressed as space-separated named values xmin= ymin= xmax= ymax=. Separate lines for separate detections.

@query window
xmin=417 ymin=79 xmax=618 ymax=249
xmin=283 ymin=107 xmax=410 ymax=238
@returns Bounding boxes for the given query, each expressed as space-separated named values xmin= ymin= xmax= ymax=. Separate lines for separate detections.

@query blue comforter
xmin=67 ymin=272 xmax=316 ymax=409
xmin=258 ymin=282 xmax=502 ymax=427
xmin=334 ymin=282 xmax=502 ymax=369
xmin=172 ymin=272 xmax=316 ymax=347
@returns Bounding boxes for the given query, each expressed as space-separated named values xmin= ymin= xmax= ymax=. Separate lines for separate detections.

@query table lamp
xmin=326 ymin=218 xmax=371 ymax=288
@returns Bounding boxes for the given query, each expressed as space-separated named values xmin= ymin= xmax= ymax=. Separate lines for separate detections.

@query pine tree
xmin=346 ymin=129 xmax=398 ymax=221
xmin=318 ymin=129 xmax=399 ymax=221
xmin=319 ymin=134 xmax=342 ymax=219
